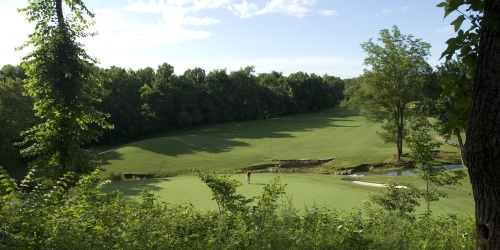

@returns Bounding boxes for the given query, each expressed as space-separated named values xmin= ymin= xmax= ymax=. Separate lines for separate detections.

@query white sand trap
xmin=348 ymin=180 xmax=407 ymax=188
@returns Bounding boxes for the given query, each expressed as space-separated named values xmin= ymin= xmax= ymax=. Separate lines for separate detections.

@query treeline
xmin=97 ymin=64 xmax=344 ymax=144
xmin=0 ymin=65 xmax=36 ymax=174
xmin=0 ymin=64 xmax=344 ymax=172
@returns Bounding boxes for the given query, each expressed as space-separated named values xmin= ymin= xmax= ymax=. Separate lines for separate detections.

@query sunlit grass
xmin=101 ymin=172 xmax=474 ymax=215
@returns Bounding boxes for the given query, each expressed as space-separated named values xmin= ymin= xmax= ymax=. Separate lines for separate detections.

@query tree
xmin=205 ymin=68 xmax=233 ymax=123
xmin=369 ymin=181 xmax=421 ymax=220
xmin=195 ymin=169 xmax=253 ymax=214
xmin=0 ymin=78 xmax=37 ymax=175
xmin=97 ymin=66 xmax=145 ymax=144
xmin=322 ymin=75 xmax=345 ymax=106
xmin=17 ymin=0 xmax=112 ymax=178
xmin=228 ymin=66 xmax=260 ymax=121
xmin=0 ymin=64 xmax=26 ymax=81
xmin=432 ymin=60 xmax=472 ymax=167
xmin=341 ymin=26 xmax=432 ymax=162
xmin=406 ymin=117 xmax=465 ymax=215
xmin=140 ymin=62 xmax=178 ymax=133
xmin=439 ymin=0 xmax=500 ymax=247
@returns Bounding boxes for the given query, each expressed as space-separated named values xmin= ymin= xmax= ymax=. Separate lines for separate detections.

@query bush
xmin=105 ymin=172 xmax=125 ymax=182
xmin=0 ymin=170 xmax=475 ymax=249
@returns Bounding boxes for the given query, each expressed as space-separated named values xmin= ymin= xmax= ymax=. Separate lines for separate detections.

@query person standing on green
xmin=246 ymin=170 xmax=252 ymax=184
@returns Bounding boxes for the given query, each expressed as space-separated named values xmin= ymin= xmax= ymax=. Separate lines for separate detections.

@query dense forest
xmin=0 ymin=63 xmax=345 ymax=175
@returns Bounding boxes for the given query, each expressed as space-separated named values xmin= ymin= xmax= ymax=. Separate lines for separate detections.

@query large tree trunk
xmin=465 ymin=0 xmax=500 ymax=248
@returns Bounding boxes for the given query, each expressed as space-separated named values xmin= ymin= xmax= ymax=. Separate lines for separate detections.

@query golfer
xmin=246 ymin=170 xmax=252 ymax=184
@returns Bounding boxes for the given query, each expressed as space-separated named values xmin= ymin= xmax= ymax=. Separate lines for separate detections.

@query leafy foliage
xmin=16 ymin=0 xmax=112 ymax=178
xmin=422 ymin=60 xmax=471 ymax=166
xmin=437 ymin=0 xmax=484 ymax=72
xmin=0 ymin=78 xmax=37 ymax=175
xmin=0 ymin=170 xmax=475 ymax=249
xmin=406 ymin=117 xmax=466 ymax=215
xmin=195 ymin=169 xmax=253 ymax=213
xmin=369 ymin=181 xmax=421 ymax=220
xmin=342 ymin=25 xmax=432 ymax=162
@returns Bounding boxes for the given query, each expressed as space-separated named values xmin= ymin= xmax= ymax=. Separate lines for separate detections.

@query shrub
xmin=105 ymin=172 xmax=125 ymax=182
xmin=0 ymin=169 xmax=475 ymax=249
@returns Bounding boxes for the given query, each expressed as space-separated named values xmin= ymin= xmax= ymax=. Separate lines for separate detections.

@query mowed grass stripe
xmin=96 ymin=107 xmax=459 ymax=175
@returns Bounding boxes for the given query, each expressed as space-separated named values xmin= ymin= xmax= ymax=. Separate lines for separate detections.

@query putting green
xmin=101 ymin=172 xmax=474 ymax=214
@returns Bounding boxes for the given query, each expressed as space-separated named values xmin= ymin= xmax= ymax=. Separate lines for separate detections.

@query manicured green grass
xmin=101 ymin=172 xmax=474 ymax=214
xmin=95 ymin=106 xmax=461 ymax=176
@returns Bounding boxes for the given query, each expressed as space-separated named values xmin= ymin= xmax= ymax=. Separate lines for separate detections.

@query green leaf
xmin=462 ymin=54 xmax=477 ymax=69
xmin=456 ymin=97 xmax=471 ymax=109
xmin=451 ymin=15 xmax=466 ymax=32
xmin=445 ymin=37 xmax=458 ymax=47
xmin=436 ymin=2 xmax=448 ymax=8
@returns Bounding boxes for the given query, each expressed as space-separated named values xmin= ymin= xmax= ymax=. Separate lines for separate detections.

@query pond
xmin=354 ymin=165 xmax=464 ymax=176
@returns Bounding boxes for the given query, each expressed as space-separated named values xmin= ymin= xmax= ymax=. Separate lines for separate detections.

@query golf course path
xmin=347 ymin=180 xmax=406 ymax=188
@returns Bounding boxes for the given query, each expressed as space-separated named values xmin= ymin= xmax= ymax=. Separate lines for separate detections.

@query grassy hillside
xmin=95 ymin=106 xmax=461 ymax=176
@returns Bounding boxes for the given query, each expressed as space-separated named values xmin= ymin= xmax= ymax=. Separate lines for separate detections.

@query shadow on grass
xmin=98 ymin=150 xmax=124 ymax=166
xmin=97 ymin=106 xmax=360 ymax=161
xmin=101 ymin=178 xmax=170 ymax=197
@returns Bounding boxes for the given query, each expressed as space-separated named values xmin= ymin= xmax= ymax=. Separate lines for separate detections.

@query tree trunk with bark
xmin=396 ymin=106 xmax=404 ymax=162
xmin=466 ymin=0 xmax=500 ymax=248
xmin=454 ymin=129 xmax=467 ymax=168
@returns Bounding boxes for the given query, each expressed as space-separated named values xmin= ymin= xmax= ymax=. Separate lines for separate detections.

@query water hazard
xmin=354 ymin=165 xmax=464 ymax=176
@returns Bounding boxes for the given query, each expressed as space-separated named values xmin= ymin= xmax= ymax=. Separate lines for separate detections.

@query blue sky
xmin=0 ymin=0 xmax=460 ymax=79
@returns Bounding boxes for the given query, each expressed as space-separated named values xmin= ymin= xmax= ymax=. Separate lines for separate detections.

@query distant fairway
xmin=101 ymin=172 xmax=474 ymax=214
xmin=95 ymin=106 xmax=461 ymax=176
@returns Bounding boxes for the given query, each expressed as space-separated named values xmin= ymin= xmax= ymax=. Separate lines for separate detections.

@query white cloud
xmin=257 ymin=0 xmax=316 ymax=17
xmin=190 ymin=0 xmax=232 ymax=11
xmin=374 ymin=6 xmax=408 ymax=17
xmin=82 ymin=0 xmax=229 ymax=50
xmin=229 ymin=0 xmax=317 ymax=18
xmin=381 ymin=9 xmax=392 ymax=15
xmin=94 ymin=9 xmax=126 ymax=21
xmin=183 ymin=16 xmax=220 ymax=26
xmin=318 ymin=9 xmax=338 ymax=16
xmin=228 ymin=1 xmax=259 ymax=18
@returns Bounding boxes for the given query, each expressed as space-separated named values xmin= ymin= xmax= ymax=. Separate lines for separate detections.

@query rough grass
xmin=94 ymin=106 xmax=462 ymax=177
xmin=100 ymin=172 xmax=474 ymax=215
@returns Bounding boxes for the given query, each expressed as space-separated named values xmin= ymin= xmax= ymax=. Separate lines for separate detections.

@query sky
xmin=0 ymin=0 xmax=461 ymax=79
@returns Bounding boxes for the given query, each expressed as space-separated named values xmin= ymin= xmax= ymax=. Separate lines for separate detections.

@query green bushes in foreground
xmin=0 ymin=169 xmax=474 ymax=249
